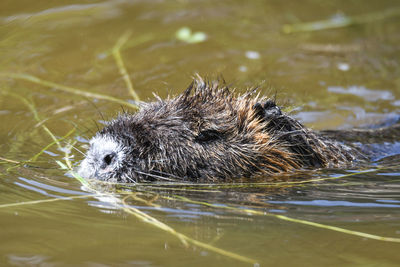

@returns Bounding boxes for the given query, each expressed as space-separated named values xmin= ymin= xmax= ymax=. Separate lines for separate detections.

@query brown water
xmin=1 ymin=1 xmax=400 ymax=266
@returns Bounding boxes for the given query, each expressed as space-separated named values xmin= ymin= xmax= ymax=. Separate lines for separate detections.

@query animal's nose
xmin=77 ymin=159 xmax=95 ymax=179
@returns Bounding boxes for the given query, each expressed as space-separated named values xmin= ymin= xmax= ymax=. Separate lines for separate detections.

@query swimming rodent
xmin=78 ymin=77 xmax=399 ymax=183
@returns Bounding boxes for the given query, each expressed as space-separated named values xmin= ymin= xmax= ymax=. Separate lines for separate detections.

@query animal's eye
xmin=195 ymin=129 xmax=221 ymax=142
xmin=102 ymin=153 xmax=116 ymax=167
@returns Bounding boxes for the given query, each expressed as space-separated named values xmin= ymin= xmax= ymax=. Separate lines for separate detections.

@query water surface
xmin=1 ymin=0 xmax=400 ymax=266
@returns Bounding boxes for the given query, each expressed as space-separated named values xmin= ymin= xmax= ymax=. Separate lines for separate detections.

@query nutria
xmin=77 ymin=77 xmax=397 ymax=183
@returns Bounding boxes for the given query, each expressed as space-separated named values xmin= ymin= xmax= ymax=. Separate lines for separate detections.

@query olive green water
xmin=1 ymin=1 xmax=400 ymax=266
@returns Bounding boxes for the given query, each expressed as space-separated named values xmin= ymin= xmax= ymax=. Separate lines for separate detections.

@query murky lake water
xmin=1 ymin=0 xmax=400 ymax=266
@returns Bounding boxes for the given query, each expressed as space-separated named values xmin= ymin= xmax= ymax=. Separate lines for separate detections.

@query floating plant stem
xmin=102 ymin=33 xmax=154 ymax=57
xmin=274 ymin=214 xmax=400 ymax=243
xmin=112 ymin=31 xmax=140 ymax=102
xmin=0 ymin=194 xmax=96 ymax=209
xmin=0 ymin=72 xmax=138 ymax=109
xmin=0 ymin=157 xmax=20 ymax=164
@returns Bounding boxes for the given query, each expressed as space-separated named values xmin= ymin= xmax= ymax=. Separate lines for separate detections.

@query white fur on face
xmin=78 ymin=135 xmax=126 ymax=179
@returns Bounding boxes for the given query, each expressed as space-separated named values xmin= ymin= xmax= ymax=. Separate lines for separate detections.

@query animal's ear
xmin=253 ymin=100 xmax=282 ymax=120
xmin=253 ymin=102 xmax=265 ymax=119
xmin=195 ymin=129 xmax=222 ymax=142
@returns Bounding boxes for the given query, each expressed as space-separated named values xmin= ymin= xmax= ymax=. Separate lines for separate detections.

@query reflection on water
xmin=270 ymin=200 xmax=400 ymax=208
xmin=1 ymin=0 xmax=400 ymax=266
xmin=327 ymin=85 xmax=394 ymax=102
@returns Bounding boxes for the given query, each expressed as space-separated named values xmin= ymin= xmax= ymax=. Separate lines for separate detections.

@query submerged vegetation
xmin=1 ymin=29 xmax=400 ymax=265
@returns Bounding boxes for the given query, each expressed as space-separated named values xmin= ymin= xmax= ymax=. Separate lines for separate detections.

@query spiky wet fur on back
xmin=86 ymin=77 xmax=360 ymax=182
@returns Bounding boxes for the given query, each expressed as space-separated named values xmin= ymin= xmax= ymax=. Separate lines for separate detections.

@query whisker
xmin=75 ymin=128 xmax=92 ymax=138
xmin=86 ymin=97 xmax=106 ymax=123
xmin=124 ymin=176 xmax=137 ymax=184
xmin=60 ymin=119 xmax=94 ymax=137
xmin=151 ymin=169 xmax=184 ymax=180
xmin=133 ymin=169 xmax=177 ymax=182
xmin=92 ymin=119 xmax=100 ymax=132
xmin=59 ymin=140 xmax=87 ymax=156
xmin=70 ymin=145 xmax=87 ymax=157
xmin=120 ymin=105 xmax=126 ymax=114
xmin=78 ymin=124 xmax=96 ymax=137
